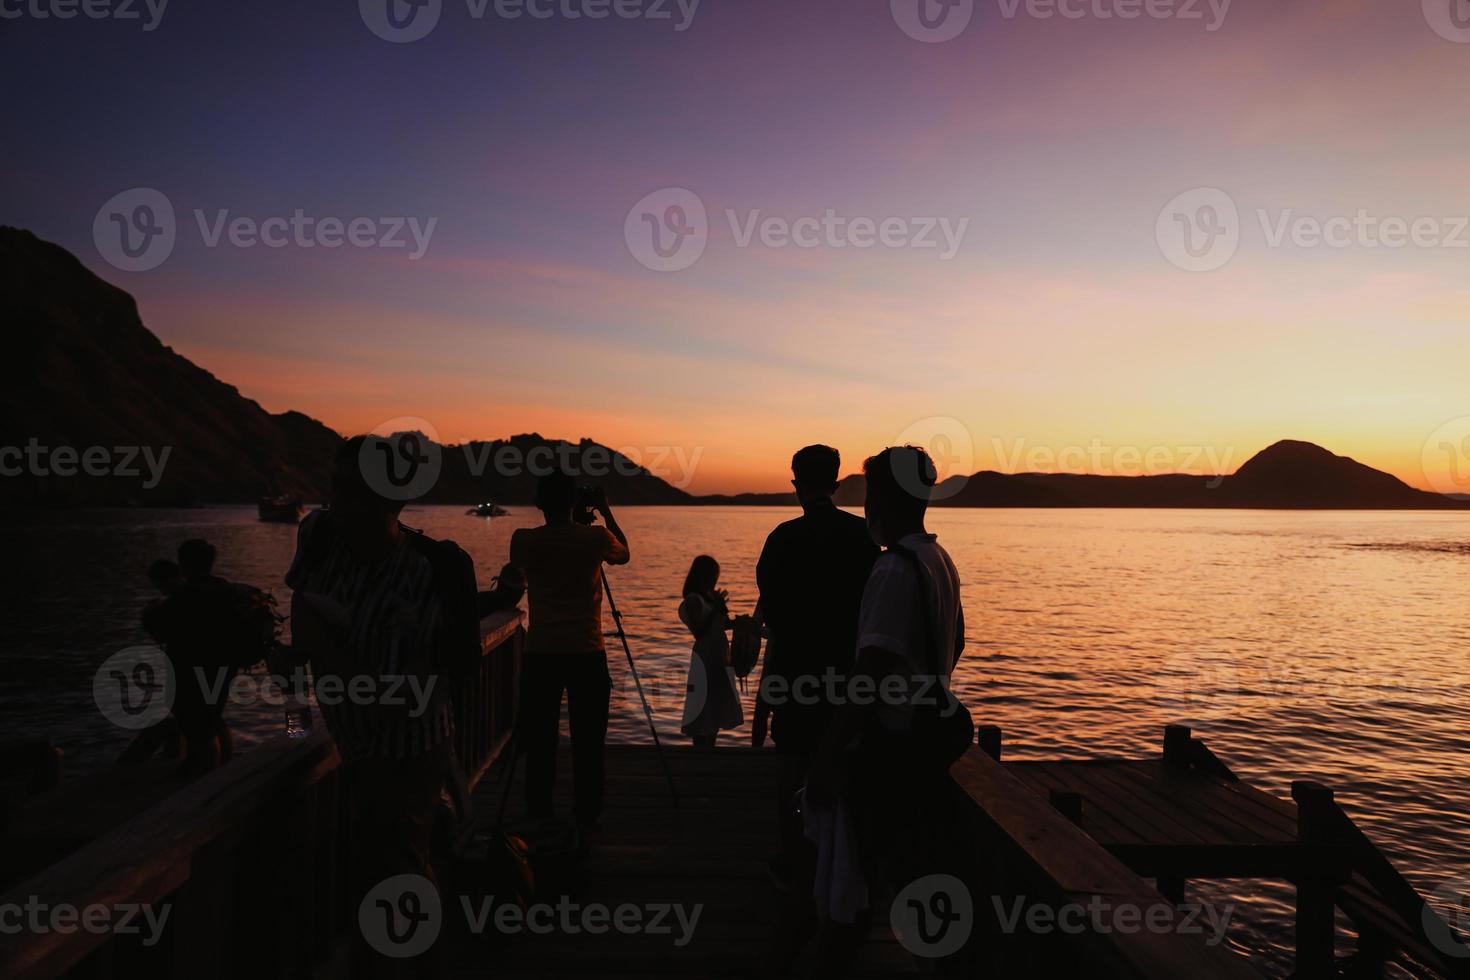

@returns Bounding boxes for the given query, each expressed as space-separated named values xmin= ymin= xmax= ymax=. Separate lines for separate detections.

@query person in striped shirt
xmin=285 ymin=435 xmax=479 ymax=977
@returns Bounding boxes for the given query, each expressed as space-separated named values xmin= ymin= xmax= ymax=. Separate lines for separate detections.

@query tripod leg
xmin=602 ymin=571 xmax=679 ymax=808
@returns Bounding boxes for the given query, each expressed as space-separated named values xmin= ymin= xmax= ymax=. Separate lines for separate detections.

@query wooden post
xmin=1163 ymin=725 xmax=1192 ymax=768
xmin=1049 ymin=789 xmax=1083 ymax=827
xmin=1293 ymin=780 xmax=1338 ymax=979
xmin=977 ymin=725 xmax=1002 ymax=761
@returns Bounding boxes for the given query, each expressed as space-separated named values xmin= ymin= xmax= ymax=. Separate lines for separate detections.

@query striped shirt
xmin=285 ymin=511 xmax=454 ymax=759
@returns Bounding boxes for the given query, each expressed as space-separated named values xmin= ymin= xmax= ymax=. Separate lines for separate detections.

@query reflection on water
xmin=3 ymin=505 xmax=1468 ymax=975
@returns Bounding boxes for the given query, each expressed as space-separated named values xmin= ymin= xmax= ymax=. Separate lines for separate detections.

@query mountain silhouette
xmin=1 ymin=227 xmax=339 ymax=505
xmin=3 ymin=229 xmax=1463 ymax=510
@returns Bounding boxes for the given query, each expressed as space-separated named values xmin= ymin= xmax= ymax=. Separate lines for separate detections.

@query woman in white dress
xmin=678 ymin=555 xmax=744 ymax=746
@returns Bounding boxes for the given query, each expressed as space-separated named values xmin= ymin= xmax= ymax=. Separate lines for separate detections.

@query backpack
xmin=729 ymin=614 xmax=762 ymax=680
xmin=220 ymin=583 xmax=283 ymax=670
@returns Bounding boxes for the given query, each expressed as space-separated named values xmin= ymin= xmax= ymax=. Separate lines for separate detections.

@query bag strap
xmin=887 ymin=541 xmax=941 ymax=678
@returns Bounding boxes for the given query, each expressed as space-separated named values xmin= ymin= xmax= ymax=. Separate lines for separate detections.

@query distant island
xmin=3 ymin=226 xmax=1465 ymax=511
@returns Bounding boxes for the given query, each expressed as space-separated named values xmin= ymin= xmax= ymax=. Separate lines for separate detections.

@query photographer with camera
xmin=508 ymin=472 xmax=630 ymax=838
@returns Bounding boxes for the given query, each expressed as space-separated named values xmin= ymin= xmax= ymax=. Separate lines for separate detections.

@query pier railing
xmin=944 ymin=736 xmax=1265 ymax=979
xmin=0 ymin=609 xmax=524 ymax=980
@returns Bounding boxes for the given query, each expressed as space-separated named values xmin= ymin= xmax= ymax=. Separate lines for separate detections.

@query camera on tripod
xmin=574 ymin=485 xmax=606 ymax=525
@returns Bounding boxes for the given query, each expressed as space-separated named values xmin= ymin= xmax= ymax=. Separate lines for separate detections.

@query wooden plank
xmin=948 ymin=749 xmax=1263 ymax=980
xmin=0 ymin=731 xmax=340 ymax=979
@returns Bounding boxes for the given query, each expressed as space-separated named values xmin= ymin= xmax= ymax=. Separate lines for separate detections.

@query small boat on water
xmin=258 ymin=495 xmax=305 ymax=523
xmin=468 ymin=501 xmax=508 ymax=517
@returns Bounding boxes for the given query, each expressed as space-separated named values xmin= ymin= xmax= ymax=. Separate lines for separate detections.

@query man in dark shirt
xmin=754 ymin=444 xmax=878 ymax=891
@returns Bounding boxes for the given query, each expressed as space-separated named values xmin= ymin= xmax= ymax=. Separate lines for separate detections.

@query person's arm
xmin=597 ymin=498 xmax=630 ymax=565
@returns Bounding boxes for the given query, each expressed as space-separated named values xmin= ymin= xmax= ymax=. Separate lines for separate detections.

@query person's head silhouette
xmin=535 ymin=470 xmax=578 ymax=525
xmin=863 ymin=445 xmax=936 ymax=548
xmin=177 ymin=539 xmax=217 ymax=581
xmin=791 ymin=444 xmax=841 ymax=508
xmin=330 ymin=435 xmax=409 ymax=553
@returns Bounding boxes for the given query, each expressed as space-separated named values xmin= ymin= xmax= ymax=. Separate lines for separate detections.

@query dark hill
xmin=0 ymin=227 xmax=340 ymax=505
xmin=1213 ymin=439 xmax=1453 ymax=509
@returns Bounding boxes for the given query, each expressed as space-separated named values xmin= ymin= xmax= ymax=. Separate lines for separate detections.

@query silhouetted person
xmin=509 ymin=473 xmax=629 ymax=837
xmin=138 ymin=539 xmax=239 ymax=775
xmin=754 ymin=445 xmax=878 ymax=890
xmin=285 ymin=435 xmax=480 ymax=979
xmin=678 ymin=554 xmax=744 ymax=747
xmin=805 ymin=446 xmax=966 ymax=978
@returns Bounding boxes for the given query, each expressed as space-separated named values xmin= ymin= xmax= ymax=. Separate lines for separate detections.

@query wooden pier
xmin=2 ymin=611 xmax=1466 ymax=978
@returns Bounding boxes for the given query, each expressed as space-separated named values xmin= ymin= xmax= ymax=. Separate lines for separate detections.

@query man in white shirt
xmin=805 ymin=445 xmax=966 ymax=976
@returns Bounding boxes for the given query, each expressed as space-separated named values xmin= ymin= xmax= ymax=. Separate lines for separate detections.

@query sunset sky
xmin=7 ymin=0 xmax=1470 ymax=494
